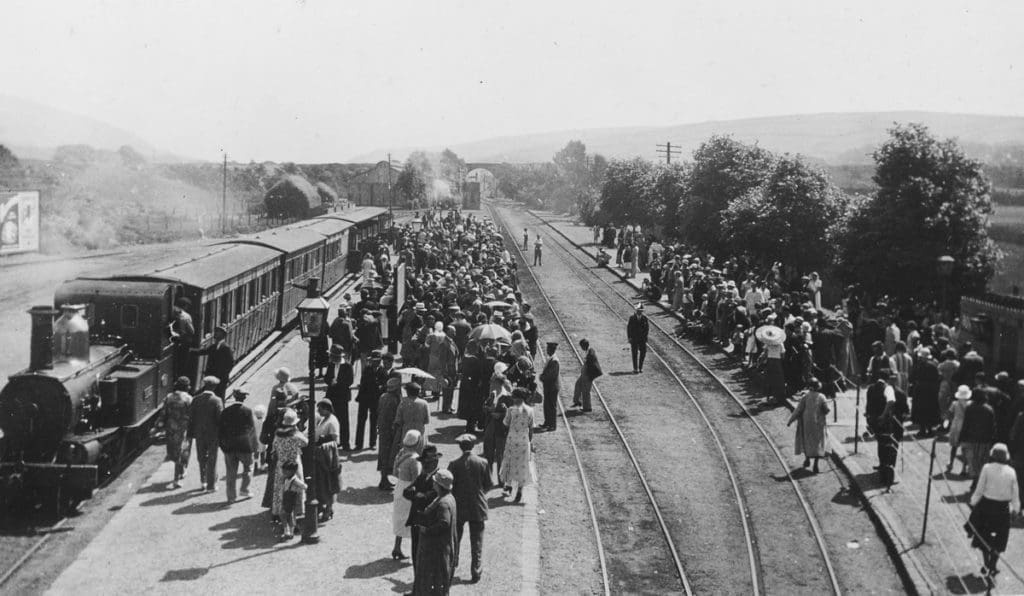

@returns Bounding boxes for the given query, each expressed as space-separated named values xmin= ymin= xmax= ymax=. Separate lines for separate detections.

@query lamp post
xmin=937 ymin=255 xmax=955 ymax=323
xmin=296 ymin=277 xmax=330 ymax=545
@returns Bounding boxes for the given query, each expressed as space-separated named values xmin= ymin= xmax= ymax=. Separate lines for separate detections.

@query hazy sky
xmin=2 ymin=0 xmax=1022 ymax=162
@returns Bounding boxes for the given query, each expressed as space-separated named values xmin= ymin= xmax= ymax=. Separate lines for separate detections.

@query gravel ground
xmin=504 ymin=205 xmax=908 ymax=595
xmin=532 ymin=207 xmax=909 ymax=593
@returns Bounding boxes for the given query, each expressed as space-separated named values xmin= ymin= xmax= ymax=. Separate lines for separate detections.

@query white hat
xmin=402 ymin=429 xmax=422 ymax=447
xmin=954 ymin=385 xmax=971 ymax=400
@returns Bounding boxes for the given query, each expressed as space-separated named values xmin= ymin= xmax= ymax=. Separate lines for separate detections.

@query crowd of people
xmin=597 ymin=221 xmax=1023 ymax=580
xmin=161 ymin=208 xmax=565 ymax=594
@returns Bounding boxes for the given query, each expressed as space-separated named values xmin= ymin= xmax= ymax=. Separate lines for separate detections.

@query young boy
xmin=280 ymin=461 xmax=308 ymax=540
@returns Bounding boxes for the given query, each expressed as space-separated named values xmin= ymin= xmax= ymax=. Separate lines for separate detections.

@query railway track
xmin=0 ymin=271 xmax=362 ymax=590
xmin=490 ymin=202 xmax=843 ymax=594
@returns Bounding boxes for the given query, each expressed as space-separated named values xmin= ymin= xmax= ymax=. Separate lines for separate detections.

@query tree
xmin=264 ymin=175 xmax=320 ymax=218
xmin=837 ymin=123 xmax=998 ymax=304
xmin=394 ymin=160 xmax=427 ymax=205
xmin=721 ymin=155 xmax=848 ymax=273
xmin=598 ymin=158 xmax=659 ymax=228
xmin=676 ymin=136 xmax=774 ymax=250
xmin=0 ymin=144 xmax=24 ymax=188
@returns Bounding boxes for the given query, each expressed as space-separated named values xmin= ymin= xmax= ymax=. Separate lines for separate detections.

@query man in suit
xmin=448 ymin=433 xmax=494 ymax=584
xmin=188 ymin=376 xmax=223 ymax=492
xmin=192 ymin=325 xmax=234 ymax=398
xmin=573 ymin=339 xmax=601 ymax=413
xmin=354 ymin=350 xmax=383 ymax=450
xmin=626 ymin=303 xmax=650 ymax=373
xmin=327 ymin=305 xmax=355 ymax=384
xmin=539 ymin=342 xmax=560 ymax=431
xmin=218 ymin=389 xmax=258 ymax=503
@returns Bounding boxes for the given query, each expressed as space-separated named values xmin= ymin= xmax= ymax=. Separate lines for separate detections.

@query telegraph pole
xmin=387 ymin=152 xmax=394 ymax=224
xmin=221 ymin=152 xmax=227 ymax=234
xmin=656 ymin=142 xmax=681 ymax=164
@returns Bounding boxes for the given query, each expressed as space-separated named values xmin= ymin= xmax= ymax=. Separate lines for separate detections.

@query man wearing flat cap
xmin=627 ymin=303 xmax=650 ymax=374
xmin=188 ymin=376 xmax=224 ymax=492
xmin=219 ymin=389 xmax=258 ymax=503
xmin=191 ymin=325 xmax=234 ymax=398
xmin=448 ymin=433 xmax=493 ymax=583
xmin=539 ymin=342 xmax=560 ymax=431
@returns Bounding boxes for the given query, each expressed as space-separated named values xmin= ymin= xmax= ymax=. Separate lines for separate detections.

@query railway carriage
xmin=0 ymin=206 xmax=389 ymax=510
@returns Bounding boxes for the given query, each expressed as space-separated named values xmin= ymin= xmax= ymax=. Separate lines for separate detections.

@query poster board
xmin=0 ymin=190 xmax=40 ymax=255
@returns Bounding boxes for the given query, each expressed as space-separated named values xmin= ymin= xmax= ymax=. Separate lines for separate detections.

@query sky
xmin=1 ymin=0 xmax=1022 ymax=162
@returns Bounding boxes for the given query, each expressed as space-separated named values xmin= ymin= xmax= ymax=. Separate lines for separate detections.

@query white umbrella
xmin=394 ymin=367 xmax=435 ymax=380
xmin=484 ymin=300 xmax=513 ymax=309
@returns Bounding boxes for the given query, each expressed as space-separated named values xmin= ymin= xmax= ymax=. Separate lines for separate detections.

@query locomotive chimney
xmin=53 ymin=304 xmax=91 ymax=363
xmin=28 ymin=306 xmax=59 ymax=371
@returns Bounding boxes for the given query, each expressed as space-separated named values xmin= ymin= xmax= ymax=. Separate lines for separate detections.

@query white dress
xmin=500 ymin=404 xmax=535 ymax=485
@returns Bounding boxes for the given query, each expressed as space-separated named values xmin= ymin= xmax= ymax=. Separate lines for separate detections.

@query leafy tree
xmin=676 ymin=136 xmax=774 ymax=251
xmin=721 ymin=155 xmax=848 ymax=273
xmin=0 ymin=144 xmax=24 ymax=188
xmin=837 ymin=123 xmax=998 ymax=304
xmin=264 ymin=175 xmax=320 ymax=218
xmin=598 ymin=158 xmax=659 ymax=228
xmin=395 ymin=160 xmax=427 ymax=204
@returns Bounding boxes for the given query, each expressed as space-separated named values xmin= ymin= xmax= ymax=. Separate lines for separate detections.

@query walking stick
xmin=920 ymin=436 xmax=938 ymax=543
xmin=854 ymin=378 xmax=861 ymax=455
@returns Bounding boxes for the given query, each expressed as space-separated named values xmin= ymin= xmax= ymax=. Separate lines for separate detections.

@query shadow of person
xmin=830 ymin=487 xmax=862 ymax=508
xmin=852 ymin=471 xmax=887 ymax=492
xmin=385 ymin=576 xmax=415 ymax=594
xmin=344 ymin=452 xmax=380 ymax=464
xmin=140 ymin=489 xmax=206 ymax=508
xmin=940 ymin=492 xmax=972 ymax=504
xmin=209 ymin=511 xmax=279 ymax=550
xmin=172 ymin=501 xmax=232 ymax=515
xmin=427 ymin=425 xmax=464 ymax=445
xmin=344 ymin=557 xmax=409 ymax=579
xmin=944 ymin=573 xmax=991 ymax=594
xmin=335 ymin=485 xmax=395 ymax=506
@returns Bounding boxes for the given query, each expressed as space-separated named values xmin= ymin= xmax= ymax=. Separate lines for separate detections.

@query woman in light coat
xmin=787 ymin=378 xmax=830 ymax=473
xmin=947 ymin=385 xmax=971 ymax=474
xmin=392 ymin=430 xmax=423 ymax=560
xmin=500 ymin=388 xmax=535 ymax=503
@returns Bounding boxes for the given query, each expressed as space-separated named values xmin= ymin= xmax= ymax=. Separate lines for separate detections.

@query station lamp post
xmin=296 ymin=277 xmax=330 ymax=545
xmin=937 ymin=255 xmax=955 ymax=322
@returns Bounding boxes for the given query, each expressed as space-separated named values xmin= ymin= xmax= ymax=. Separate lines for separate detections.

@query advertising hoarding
xmin=0 ymin=190 xmax=40 ymax=255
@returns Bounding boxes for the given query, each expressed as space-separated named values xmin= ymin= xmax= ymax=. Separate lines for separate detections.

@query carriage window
xmin=303 ymin=253 xmax=310 ymax=273
xmin=234 ymin=287 xmax=244 ymax=318
xmin=120 ymin=304 xmax=139 ymax=328
xmin=219 ymin=294 xmax=230 ymax=324
xmin=203 ymin=301 xmax=214 ymax=336
xmin=248 ymin=280 xmax=257 ymax=308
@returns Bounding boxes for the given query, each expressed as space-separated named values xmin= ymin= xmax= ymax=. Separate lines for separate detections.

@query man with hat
xmin=539 ymin=341 xmax=561 ymax=431
xmin=188 ymin=376 xmax=224 ymax=492
xmin=354 ymin=349 xmax=385 ymax=451
xmin=218 ymin=389 xmax=258 ymax=503
xmin=448 ymin=433 xmax=493 ymax=583
xmin=191 ymin=325 xmax=234 ymax=398
xmin=170 ymin=297 xmax=196 ymax=378
xmin=376 ymin=377 xmax=403 ymax=490
xmin=627 ymin=303 xmax=650 ymax=374
xmin=327 ymin=304 xmax=355 ymax=383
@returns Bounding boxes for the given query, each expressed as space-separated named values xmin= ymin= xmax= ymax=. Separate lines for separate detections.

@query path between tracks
xmin=530 ymin=208 xmax=1024 ymax=595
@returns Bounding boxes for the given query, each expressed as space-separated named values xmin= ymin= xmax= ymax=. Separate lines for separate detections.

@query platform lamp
xmin=937 ymin=255 xmax=955 ymax=323
xmin=296 ymin=277 xmax=330 ymax=545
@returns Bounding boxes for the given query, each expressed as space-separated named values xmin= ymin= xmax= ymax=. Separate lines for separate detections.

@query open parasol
xmin=484 ymin=300 xmax=512 ymax=309
xmin=394 ymin=367 xmax=435 ymax=380
xmin=468 ymin=323 xmax=512 ymax=342
xmin=755 ymin=325 xmax=786 ymax=346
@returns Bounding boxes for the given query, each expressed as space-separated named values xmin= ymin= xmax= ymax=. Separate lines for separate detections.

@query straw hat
xmin=954 ymin=385 xmax=971 ymax=400
xmin=402 ymin=429 xmax=422 ymax=447
xmin=433 ymin=469 xmax=454 ymax=490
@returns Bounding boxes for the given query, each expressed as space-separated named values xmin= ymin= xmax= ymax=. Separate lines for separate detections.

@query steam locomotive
xmin=0 ymin=207 xmax=390 ymax=510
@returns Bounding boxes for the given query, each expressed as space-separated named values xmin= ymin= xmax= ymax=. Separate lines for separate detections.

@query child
xmin=253 ymin=405 xmax=267 ymax=472
xmin=280 ymin=460 xmax=308 ymax=540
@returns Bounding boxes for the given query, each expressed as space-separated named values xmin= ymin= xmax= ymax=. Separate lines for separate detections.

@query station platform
xmin=534 ymin=211 xmax=1024 ymax=595
xmin=46 ymin=283 xmax=541 ymax=595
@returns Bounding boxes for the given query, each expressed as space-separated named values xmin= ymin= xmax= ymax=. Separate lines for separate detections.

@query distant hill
xmin=354 ymin=112 xmax=1024 ymax=165
xmin=0 ymin=95 xmax=182 ymax=161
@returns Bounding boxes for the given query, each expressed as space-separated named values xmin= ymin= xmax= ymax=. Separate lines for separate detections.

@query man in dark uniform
xmin=448 ymin=433 xmax=493 ymax=584
xmin=170 ymin=297 xmax=196 ymax=379
xmin=327 ymin=305 xmax=355 ymax=385
xmin=458 ymin=346 xmax=484 ymax=434
xmin=354 ymin=350 xmax=383 ymax=450
xmin=626 ymin=303 xmax=650 ymax=373
xmin=192 ymin=325 xmax=234 ymax=398
xmin=539 ymin=342 xmax=560 ymax=431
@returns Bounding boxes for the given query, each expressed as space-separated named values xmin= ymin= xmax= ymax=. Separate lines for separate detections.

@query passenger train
xmin=0 ymin=207 xmax=390 ymax=510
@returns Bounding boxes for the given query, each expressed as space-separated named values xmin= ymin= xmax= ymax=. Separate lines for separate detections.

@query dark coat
xmin=909 ymin=358 xmax=941 ymax=428
xmin=960 ymin=400 xmax=996 ymax=444
xmin=197 ymin=342 xmax=235 ymax=384
xmin=448 ymin=451 xmax=493 ymax=522
xmin=218 ymin=401 xmax=258 ymax=453
xmin=356 ymin=362 xmax=382 ymax=406
xmin=627 ymin=313 xmax=650 ymax=345
xmin=188 ymin=390 xmax=223 ymax=441
xmin=457 ymin=355 xmax=484 ymax=421
xmin=539 ymin=355 xmax=560 ymax=397
xmin=413 ymin=493 xmax=457 ymax=596
xmin=328 ymin=316 xmax=355 ymax=352
xmin=583 ymin=348 xmax=603 ymax=379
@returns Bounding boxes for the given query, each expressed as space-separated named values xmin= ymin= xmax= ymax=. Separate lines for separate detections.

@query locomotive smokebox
xmin=28 ymin=305 xmax=60 ymax=371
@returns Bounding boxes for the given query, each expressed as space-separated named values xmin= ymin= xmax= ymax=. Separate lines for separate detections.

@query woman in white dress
xmin=392 ymin=430 xmax=422 ymax=559
xmin=787 ymin=379 xmax=830 ymax=473
xmin=500 ymin=388 xmax=535 ymax=503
